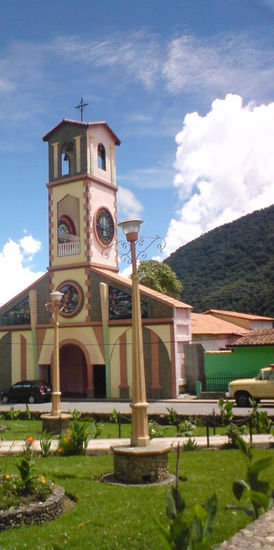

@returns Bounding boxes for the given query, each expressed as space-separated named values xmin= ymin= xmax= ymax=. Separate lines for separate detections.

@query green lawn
xmin=0 ymin=419 xmax=227 ymax=441
xmin=0 ymin=448 xmax=273 ymax=549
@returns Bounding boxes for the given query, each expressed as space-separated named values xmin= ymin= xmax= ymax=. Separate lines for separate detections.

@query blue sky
xmin=1 ymin=0 xmax=274 ymax=304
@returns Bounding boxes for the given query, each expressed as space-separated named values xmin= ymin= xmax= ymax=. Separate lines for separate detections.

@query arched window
xmin=98 ymin=143 xmax=106 ymax=171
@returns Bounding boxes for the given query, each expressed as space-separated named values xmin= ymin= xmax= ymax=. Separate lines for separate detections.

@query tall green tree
xmin=137 ymin=260 xmax=183 ymax=299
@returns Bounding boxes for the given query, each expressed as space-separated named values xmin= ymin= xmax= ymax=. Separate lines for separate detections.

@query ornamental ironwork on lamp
xmin=102 ymin=219 xmax=165 ymax=263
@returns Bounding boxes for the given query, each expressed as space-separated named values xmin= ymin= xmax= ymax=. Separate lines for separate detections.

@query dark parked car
xmin=1 ymin=380 xmax=51 ymax=404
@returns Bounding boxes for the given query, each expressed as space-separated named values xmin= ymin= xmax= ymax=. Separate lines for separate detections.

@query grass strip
xmin=0 ymin=448 xmax=272 ymax=549
xmin=0 ymin=419 xmax=228 ymax=441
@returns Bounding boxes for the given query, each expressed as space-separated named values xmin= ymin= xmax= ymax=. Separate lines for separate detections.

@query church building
xmin=0 ymin=118 xmax=191 ymax=400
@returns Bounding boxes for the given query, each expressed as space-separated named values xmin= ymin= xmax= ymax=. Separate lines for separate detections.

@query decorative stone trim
xmin=0 ymin=484 xmax=65 ymax=531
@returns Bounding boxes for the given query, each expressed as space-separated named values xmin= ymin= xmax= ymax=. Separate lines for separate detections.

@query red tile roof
xmin=191 ymin=313 xmax=249 ymax=336
xmin=204 ymin=309 xmax=274 ymax=321
xmin=232 ymin=329 xmax=274 ymax=346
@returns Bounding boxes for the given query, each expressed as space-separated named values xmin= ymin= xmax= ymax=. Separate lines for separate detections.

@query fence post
xmin=249 ymin=416 xmax=252 ymax=445
xmin=118 ymin=415 xmax=121 ymax=438
xmin=206 ymin=420 xmax=210 ymax=448
xmin=212 ymin=409 xmax=216 ymax=435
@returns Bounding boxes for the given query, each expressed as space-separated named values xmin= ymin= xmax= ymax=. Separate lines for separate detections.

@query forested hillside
xmin=165 ymin=205 xmax=274 ymax=316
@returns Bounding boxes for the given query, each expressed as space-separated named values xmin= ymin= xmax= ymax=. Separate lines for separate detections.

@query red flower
xmin=26 ymin=436 xmax=35 ymax=445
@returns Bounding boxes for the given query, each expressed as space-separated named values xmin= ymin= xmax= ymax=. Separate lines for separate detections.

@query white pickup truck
xmin=227 ymin=365 xmax=274 ymax=406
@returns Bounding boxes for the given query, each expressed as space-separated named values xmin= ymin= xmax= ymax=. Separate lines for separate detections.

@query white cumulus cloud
xmin=165 ymin=94 xmax=274 ymax=256
xmin=19 ymin=234 xmax=42 ymax=258
xmin=117 ymin=186 xmax=144 ymax=220
xmin=0 ymin=235 xmax=44 ymax=306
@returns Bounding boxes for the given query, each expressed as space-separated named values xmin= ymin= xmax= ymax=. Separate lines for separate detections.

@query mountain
xmin=165 ymin=205 xmax=274 ymax=316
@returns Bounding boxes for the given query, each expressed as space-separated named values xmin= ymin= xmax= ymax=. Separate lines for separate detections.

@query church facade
xmin=0 ymin=119 xmax=191 ymax=400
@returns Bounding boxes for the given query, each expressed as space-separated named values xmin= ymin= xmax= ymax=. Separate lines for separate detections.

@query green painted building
xmin=204 ymin=329 xmax=274 ymax=391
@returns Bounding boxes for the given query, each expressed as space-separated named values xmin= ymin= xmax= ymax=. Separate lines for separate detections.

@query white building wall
xmin=174 ymin=307 xmax=191 ymax=393
xmin=250 ymin=320 xmax=273 ymax=329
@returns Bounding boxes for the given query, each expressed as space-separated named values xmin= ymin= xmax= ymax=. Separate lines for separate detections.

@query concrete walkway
xmin=0 ymin=432 xmax=272 ymax=455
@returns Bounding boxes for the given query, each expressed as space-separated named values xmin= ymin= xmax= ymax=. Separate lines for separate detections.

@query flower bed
xmin=0 ymin=436 xmax=65 ymax=530
xmin=0 ymin=483 xmax=65 ymax=531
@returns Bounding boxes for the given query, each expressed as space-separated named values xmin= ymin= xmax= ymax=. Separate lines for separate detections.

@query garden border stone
xmin=0 ymin=483 xmax=65 ymax=531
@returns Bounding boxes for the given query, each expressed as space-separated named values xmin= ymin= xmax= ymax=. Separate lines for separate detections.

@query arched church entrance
xmin=60 ymin=344 xmax=87 ymax=397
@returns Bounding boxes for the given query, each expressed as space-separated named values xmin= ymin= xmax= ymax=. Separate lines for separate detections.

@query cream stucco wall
xmin=38 ymin=326 xmax=104 ymax=367
xmin=88 ymin=127 xmax=116 ymax=184
xmin=108 ymin=326 xmax=130 ymax=398
xmin=11 ymin=331 xmax=35 ymax=383
xmin=145 ymin=324 xmax=171 ymax=360
xmin=51 ymin=180 xmax=86 ymax=267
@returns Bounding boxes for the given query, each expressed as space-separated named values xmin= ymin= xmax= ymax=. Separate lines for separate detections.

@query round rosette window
xmin=57 ymin=282 xmax=83 ymax=317
xmin=95 ymin=207 xmax=114 ymax=246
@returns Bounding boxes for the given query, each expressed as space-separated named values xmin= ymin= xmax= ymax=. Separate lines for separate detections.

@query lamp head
xmin=50 ymin=290 xmax=64 ymax=303
xmin=118 ymin=219 xmax=143 ymax=242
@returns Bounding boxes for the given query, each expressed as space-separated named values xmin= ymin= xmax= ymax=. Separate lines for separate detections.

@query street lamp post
xmin=42 ymin=290 xmax=71 ymax=434
xmin=108 ymin=219 xmax=172 ymax=484
xmin=49 ymin=290 xmax=63 ymax=417
xmin=118 ymin=219 xmax=149 ymax=447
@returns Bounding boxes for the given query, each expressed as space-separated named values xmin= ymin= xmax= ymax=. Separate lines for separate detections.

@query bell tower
xmin=43 ymin=118 xmax=120 ymax=321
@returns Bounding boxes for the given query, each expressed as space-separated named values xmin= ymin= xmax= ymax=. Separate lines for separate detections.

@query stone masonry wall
xmin=0 ymin=484 xmax=65 ymax=531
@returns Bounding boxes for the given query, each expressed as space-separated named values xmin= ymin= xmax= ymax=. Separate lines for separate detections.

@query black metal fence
xmin=205 ymin=414 xmax=254 ymax=447
xmin=204 ymin=371 xmax=257 ymax=392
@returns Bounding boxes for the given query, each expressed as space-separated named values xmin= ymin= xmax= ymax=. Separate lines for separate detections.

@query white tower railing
xmin=58 ymin=241 xmax=80 ymax=257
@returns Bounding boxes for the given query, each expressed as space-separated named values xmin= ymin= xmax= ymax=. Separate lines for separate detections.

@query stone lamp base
xmin=111 ymin=441 xmax=171 ymax=484
xmin=41 ymin=413 xmax=71 ymax=435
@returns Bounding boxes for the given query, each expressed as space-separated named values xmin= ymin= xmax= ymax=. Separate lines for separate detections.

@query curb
xmin=0 ymin=434 xmax=272 ymax=456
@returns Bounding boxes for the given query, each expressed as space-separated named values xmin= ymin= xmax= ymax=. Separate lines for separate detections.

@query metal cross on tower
xmin=75 ymin=97 xmax=89 ymax=121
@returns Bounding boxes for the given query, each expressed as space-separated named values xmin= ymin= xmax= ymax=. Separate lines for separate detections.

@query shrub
xmin=16 ymin=455 xmax=36 ymax=494
xmin=167 ymin=407 xmax=180 ymax=427
xmin=32 ymin=474 xmax=53 ymax=501
xmin=148 ymin=420 xmax=164 ymax=439
xmin=0 ymin=440 xmax=53 ymax=511
xmin=0 ymin=475 xmax=21 ymax=510
xmin=58 ymin=420 xmax=92 ymax=456
xmin=218 ymin=397 xmax=233 ymax=425
xmin=177 ymin=419 xmax=196 ymax=437
xmin=8 ymin=407 xmax=20 ymax=421
xmin=249 ymin=399 xmax=272 ymax=434
xmin=226 ymin=423 xmax=247 ymax=448
xmin=227 ymin=436 xmax=274 ymax=519
xmin=23 ymin=436 xmax=36 ymax=459
xmin=40 ymin=432 xmax=52 ymax=457
xmin=109 ymin=409 xmax=119 ymax=423
xmin=157 ymin=487 xmax=217 ymax=549
xmin=23 ymin=404 xmax=32 ymax=421
xmin=69 ymin=409 xmax=83 ymax=421
xmin=183 ymin=438 xmax=198 ymax=452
